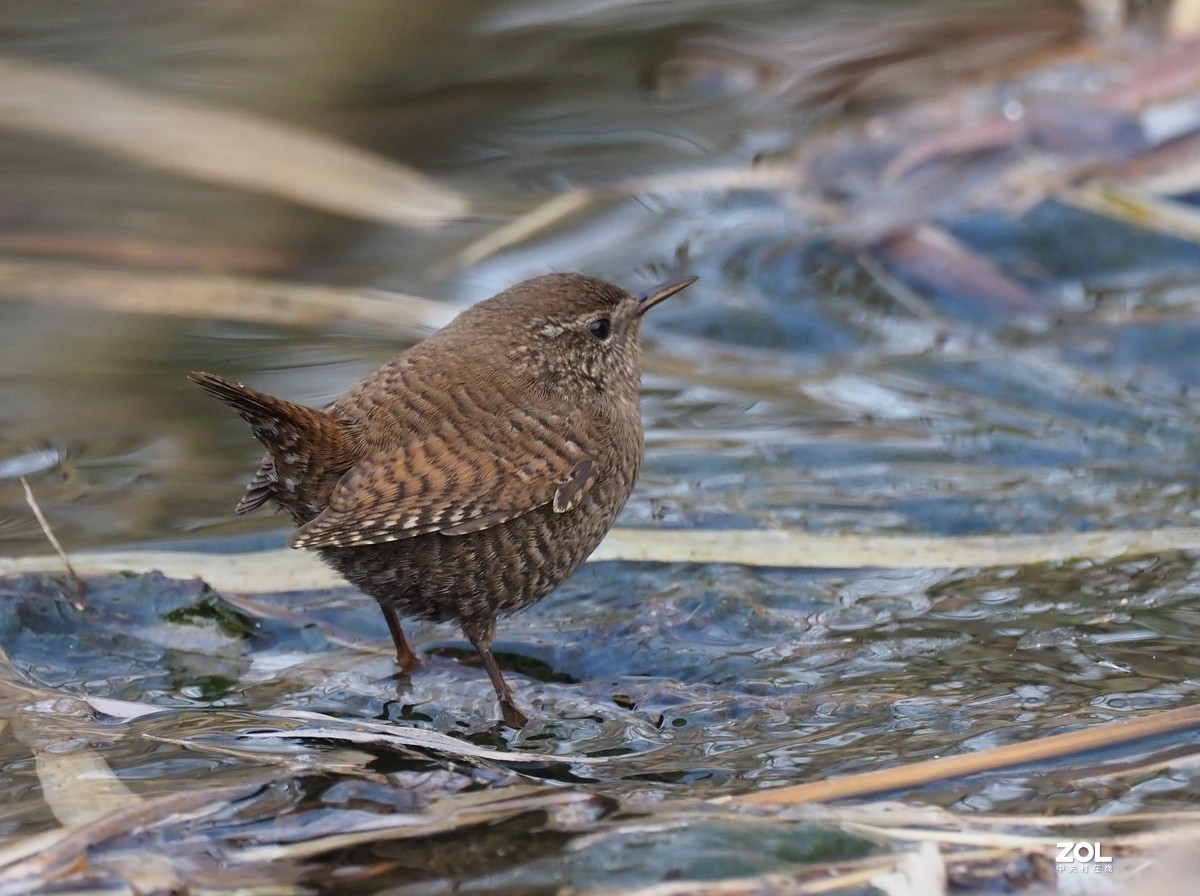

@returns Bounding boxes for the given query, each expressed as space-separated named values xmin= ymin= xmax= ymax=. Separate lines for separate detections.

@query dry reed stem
xmin=729 ymin=702 xmax=1200 ymax=805
xmin=6 ymin=524 xmax=1200 ymax=592
xmin=18 ymin=476 xmax=84 ymax=609
xmin=0 ymin=259 xmax=455 ymax=336
xmin=0 ymin=56 xmax=467 ymax=227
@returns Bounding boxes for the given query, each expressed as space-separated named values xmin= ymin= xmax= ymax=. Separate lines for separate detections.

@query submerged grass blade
xmin=0 ymin=782 xmax=268 ymax=893
xmin=229 ymin=787 xmax=603 ymax=863
xmin=589 ymin=525 xmax=1200 ymax=567
xmin=246 ymin=708 xmax=618 ymax=765
xmin=7 ymin=525 xmax=1200 ymax=591
xmin=34 ymin=745 xmax=141 ymax=828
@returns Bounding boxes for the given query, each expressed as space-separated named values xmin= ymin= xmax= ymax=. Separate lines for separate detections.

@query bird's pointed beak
xmin=636 ymin=275 xmax=697 ymax=316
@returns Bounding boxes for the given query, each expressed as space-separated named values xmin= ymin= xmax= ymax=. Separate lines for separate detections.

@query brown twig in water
xmin=730 ymin=702 xmax=1200 ymax=805
xmin=19 ymin=476 xmax=85 ymax=609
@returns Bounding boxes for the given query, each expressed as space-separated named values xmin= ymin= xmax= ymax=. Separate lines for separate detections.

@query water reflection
xmin=6 ymin=546 xmax=1197 ymax=803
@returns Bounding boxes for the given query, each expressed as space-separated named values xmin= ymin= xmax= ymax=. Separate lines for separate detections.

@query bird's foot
xmin=397 ymin=652 xmax=422 ymax=676
xmin=499 ymin=698 xmax=529 ymax=729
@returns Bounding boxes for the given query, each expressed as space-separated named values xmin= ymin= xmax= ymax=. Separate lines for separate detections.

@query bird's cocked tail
xmin=188 ymin=371 xmax=356 ymax=521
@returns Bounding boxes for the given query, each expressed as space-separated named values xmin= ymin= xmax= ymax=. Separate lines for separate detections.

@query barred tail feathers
xmin=188 ymin=371 xmax=356 ymax=520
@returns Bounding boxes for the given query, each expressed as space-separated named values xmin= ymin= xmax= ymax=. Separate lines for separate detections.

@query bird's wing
xmin=289 ymin=411 xmax=595 ymax=549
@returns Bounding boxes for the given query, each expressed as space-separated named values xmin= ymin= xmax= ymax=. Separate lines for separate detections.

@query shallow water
xmin=1 ymin=0 xmax=1200 ymax=892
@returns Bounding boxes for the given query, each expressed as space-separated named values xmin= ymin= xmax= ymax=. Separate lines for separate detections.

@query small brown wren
xmin=190 ymin=272 xmax=695 ymax=727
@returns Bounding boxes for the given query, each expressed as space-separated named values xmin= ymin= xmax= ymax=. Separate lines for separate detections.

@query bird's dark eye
xmin=588 ymin=318 xmax=611 ymax=340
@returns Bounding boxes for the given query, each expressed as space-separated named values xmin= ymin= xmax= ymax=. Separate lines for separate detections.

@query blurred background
xmin=4 ymin=0 xmax=1199 ymax=555
xmin=2 ymin=3 xmax=1200 ymax=888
